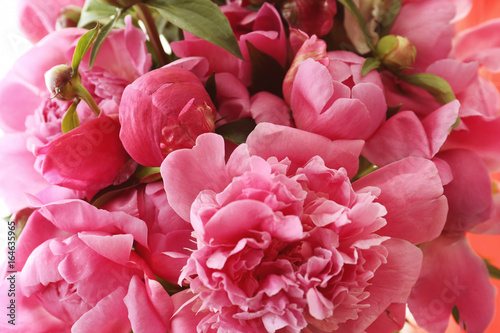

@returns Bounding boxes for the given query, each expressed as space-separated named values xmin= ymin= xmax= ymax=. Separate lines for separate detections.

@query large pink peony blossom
xmin=119 ymin=66 xmax=216 ymax=167
xmin=161 ymin=123 xmax=448 ymax=332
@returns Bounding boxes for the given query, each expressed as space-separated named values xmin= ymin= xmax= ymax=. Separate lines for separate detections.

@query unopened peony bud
xmin=376 ymin=35 xmax=417 ymax=71
xmin=44 ymin=64 xmax=76 ymax=101
xmin=97 ymin=0 xmax=142 ymax=7
xmin=56 ymin=5 xmax=81 ymax=30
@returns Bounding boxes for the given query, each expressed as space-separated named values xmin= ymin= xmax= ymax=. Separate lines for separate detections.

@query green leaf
xmin=361 ymin=57 xmax=381 ymax=76
xmin=78 ymin=0 xmax=118 ymax=28
xmin=89 ymin=8 xmax=123 ymax=70
xmin=72 ymin=23 xmax=100 ymax=73
xmin=145 ymin=0 xmax=242 ymax=59
xmin=61 ymin=99 xmax=81 ymax=133
xmin=246 ymin=41 xmax=286 ymax=97
xmin=215 ymin=118 xmax=257 ymax=145
xmin=451 ymin=306 xmax=467 ymax=331
xmin=379 ymin=0 xmax=403 ymax=37
xmin=338 ymin=0 xmax=376 ymax=53
xmin=484 ymin=258 xmax=500 ymax=280
xmin=399 ymin=73 xmax=456 ymax=105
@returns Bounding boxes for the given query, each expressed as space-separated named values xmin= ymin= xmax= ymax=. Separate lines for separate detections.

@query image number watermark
xmin=5 ymin=219 xmax=16 ymax=325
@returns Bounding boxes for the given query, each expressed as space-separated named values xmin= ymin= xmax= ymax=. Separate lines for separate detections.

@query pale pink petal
xmin=421 ymin=100 xmax=461 ymax=156
xmin=454 ymin=18 xmax=500 ymax=72
xmin=408 ymin=235 xmax=495 ymax=333
xmin=246 ymin=123 xmax=363 ymax=177
xmin=353 ymin=157 xmax=447 ymax=244
xmin=124 ymin=276 xmax=173 ymax=333
xmin=250 ymin=92 xmax=292 ymax=126
xmin=72 ymin=287 xmax=131 ymax=332
xmin=161 ymin=133 xmax=230 ymax=221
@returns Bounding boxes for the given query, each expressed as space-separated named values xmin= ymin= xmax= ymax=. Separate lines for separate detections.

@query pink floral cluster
xmin=1 ymin=0 xmax=500 ymax=332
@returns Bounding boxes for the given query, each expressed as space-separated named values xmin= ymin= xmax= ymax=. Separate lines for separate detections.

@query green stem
xmin=135 ymin=3 xmax=168 ymax=67
xmin=71 ymin=75 xmax=101 ymax=116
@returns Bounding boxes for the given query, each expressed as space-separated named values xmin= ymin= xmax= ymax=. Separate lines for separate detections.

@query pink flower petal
xmin=408 ymin=235 xmax=495 ymax=333
xmin=353 ymin=157 xmax=447 ymax=244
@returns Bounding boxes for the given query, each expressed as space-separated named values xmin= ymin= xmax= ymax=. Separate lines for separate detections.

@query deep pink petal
xmin=438 ymin=149 xmax=494 ymax=233
xmin=353 ymin=157 xmax=447 ymax=244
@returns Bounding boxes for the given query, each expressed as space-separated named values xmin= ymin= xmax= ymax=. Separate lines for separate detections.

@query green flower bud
xmin=56 ymin=5 xmax=82 ymax=30
xmin=377 ymin=35 xmax=417 ymax=71
xmin=44 ymin=64 xmax=76 ymax=101
xmin=97 ymin=0 xmax=142 ymax=7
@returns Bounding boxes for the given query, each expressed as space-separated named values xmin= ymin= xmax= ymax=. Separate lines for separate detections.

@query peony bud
xmin=97 ymin=0 xmax=142 ymax=7
xmin=56 ymin=5 xmax=82 ymax=30
xmin=376 ymin=35 xmax=417 ymax=71
xmin=44 ymin=64 xmax=76 ymax=101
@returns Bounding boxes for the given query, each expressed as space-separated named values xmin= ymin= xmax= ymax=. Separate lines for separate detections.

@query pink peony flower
xmin=161 ymin=124 xmax=448 ymax=332
xmin=17 ymin=0 xmax=85 ymax=43
xmin=14 ymin=199 xmax=173 ymax=332
xmin=289 ymin=51 xmax=387 ymax=140
xmin=119 ymin=66 xmax=216 ymax=167
xmin=0 ymin=17 xmax=151 ymax=206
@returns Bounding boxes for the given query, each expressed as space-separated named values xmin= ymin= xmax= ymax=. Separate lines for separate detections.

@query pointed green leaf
xmin=78 ymin=0 xmax=118 ymax=28
xmin=89 ymin=8 xmax=123 ymax=70
xmin=215 ymin=118 xmax=257 ymax=145
xmin=361 ymin=57 xmax=381 ymax=76
xmin=72 ymin=23 xmax=100 ymax=73
xmin=399 ymin=73 xmax=456 ymax=105
xmin=61 ymin=99 xmax=81 ymax=133
xmin=246 ymin=41 xmax=286 ymax=97
xmin=379 ymin=0 xmax=403 ymax=37
xmin=145 ymin=0 xmax=242 ymax=59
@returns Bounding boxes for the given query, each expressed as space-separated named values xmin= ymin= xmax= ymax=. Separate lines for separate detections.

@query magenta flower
xmin=161 ymin=124 xmax=447 ymax=332
xmin=119 ymin=66 xmax=216 ymax=167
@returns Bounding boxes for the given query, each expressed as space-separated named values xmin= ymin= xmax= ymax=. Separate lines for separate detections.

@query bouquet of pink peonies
xmin=1 ymin=0 xmax=500 ymax=332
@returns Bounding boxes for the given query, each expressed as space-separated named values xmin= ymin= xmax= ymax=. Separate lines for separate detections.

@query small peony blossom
xmin=55 ymin=5 xmax=81 ymax=30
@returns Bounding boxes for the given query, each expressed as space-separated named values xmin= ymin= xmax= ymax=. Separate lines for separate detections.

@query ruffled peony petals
xmin=353 ymin=157 xmax=447 ymax=244
xmin=247 ymin=123 xmax=363 ymax=177
xmin=124 ymin=276 xmax=173 ymax=333
xmin=339 ymin=238 xmax=422 ymax=332
xmin=171 ymin=291 xmax=205 ymax=333
xmin=438 ymin=149 xmax=494 ymax=233
xmin=408 ymin=235 xmax=496 ymax=333
xmin=77 ymin=233 xmax=134 ymax=264
xmin=161 ymin=133 xmax=230 ymax=221
xmin=35 ymin=115 xmax=129 ymax=192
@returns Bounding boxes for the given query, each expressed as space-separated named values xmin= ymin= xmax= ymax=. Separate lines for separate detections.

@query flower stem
xmin=135 ymin=3 xmax=168 ymax=67
xmin=71 ymin=75 xmax=101 ymax=116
